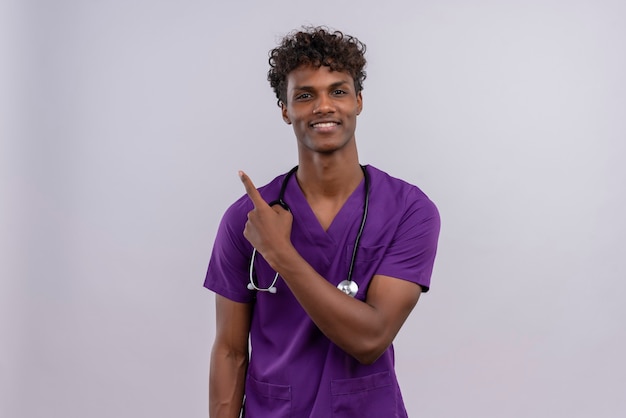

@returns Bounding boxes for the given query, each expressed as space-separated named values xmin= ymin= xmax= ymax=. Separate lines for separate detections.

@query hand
xmin=239 ymin=171 xmax=293 ymax=265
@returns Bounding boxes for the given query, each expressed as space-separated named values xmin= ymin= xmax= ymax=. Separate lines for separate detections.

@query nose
xmin=313 ymin=94 xmax=335 ymax=114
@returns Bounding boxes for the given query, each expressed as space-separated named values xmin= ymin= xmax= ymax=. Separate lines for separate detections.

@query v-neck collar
xmin=285 ymin=170 xmax=366 ymax=247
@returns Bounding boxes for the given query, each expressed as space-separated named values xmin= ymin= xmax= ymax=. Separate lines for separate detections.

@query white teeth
xmin=313 ymin=122 xmax=337 ymax=128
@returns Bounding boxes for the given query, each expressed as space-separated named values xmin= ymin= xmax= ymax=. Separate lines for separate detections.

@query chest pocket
xmin=330 ymin=371 xmax=396 ymax=417
xmin=346 ymin=244 xmax=386 ymax=267
xmin=345 ymin=244 xmax=386 ymax=298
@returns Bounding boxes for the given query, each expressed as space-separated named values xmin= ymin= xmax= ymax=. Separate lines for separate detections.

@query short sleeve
xmin=375 ymin=188 xmax=440 ymax=292
xmin=203 ymin=197 xmax=256 ymax=303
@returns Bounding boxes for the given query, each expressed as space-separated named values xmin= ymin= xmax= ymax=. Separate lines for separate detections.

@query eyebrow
xmin=292 ymin=80 xmax=351 ymax=92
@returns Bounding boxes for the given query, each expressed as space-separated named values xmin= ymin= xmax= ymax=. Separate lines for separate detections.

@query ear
xmin=356 ymin=91 xmax=363 ymax=115
xmin=281 ymin=102 xmax=291 ymax=124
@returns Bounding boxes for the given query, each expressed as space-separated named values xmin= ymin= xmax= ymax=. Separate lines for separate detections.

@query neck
xmin=295 ymin=156 xmax=363 ymax=201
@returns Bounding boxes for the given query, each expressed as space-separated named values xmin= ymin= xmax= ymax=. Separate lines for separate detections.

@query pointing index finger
xmin=239 ymin=171 xmax=267 ymax=208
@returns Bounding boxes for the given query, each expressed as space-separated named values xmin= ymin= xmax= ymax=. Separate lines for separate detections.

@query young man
xmin=205 ymin=27 xmax=440 ymax=417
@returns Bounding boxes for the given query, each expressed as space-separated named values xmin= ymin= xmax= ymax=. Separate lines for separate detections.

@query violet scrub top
xmin=204 ymin=165 xmax=440 ymax=418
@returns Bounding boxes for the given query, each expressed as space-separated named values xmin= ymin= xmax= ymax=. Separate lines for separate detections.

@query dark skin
xmin=209 ymin=65 xmax=422 ymax=418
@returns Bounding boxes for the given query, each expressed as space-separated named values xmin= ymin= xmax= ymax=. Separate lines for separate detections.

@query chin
xmin=304 ymin=137 xmax=352 ymax=154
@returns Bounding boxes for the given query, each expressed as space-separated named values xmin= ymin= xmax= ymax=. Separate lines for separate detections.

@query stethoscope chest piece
xmin=337 ymin=280 xmax=358 ymax=297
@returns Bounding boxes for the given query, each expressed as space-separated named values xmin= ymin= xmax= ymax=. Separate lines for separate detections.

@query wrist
xmin=265 ymin=242 xmax=299 ymax=273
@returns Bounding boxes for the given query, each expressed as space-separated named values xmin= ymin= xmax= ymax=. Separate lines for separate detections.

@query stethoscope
xmin=247 ymin=165 xmax=370 ymax=297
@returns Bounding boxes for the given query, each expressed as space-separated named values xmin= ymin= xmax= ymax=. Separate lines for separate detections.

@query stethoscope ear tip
xmin=268 ymin=287 xmax=277 ymax=294
xmin=247 ymin=283 xmax=255 ymax=290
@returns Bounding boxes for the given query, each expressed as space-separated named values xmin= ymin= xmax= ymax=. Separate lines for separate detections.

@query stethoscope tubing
xmin=248 ymin=165 xmax=369 ymax=297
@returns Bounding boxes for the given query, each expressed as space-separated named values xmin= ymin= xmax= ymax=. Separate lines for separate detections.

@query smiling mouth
xmin=311 ymin=121 xmax=340 ymax=128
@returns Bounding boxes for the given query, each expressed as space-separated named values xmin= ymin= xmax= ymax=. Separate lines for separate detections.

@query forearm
xmin=268 ymin=246 xmax=392 ymax=363
xmin=209 ymin=346 xmax=248 ymax=418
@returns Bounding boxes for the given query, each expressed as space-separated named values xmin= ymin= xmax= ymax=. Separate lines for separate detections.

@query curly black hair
xmin=268 ymin=26 xmax=367 ymax=106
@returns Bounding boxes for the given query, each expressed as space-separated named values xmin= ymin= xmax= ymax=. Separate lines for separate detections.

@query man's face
xmin=281 ymin=65 xmax=363 ymax=156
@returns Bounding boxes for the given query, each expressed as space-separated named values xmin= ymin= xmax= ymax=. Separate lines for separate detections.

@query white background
xmin=2 ymin=0 xmax=625 ymax=417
